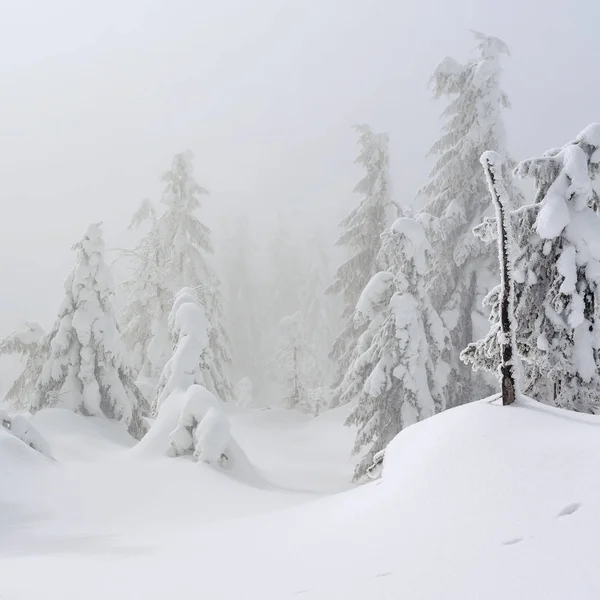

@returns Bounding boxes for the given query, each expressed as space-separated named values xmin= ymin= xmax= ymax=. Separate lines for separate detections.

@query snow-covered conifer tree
xmin=153 ymin=288 xmax=214 ymax=411
xmin=222 ymin=217 xmax=267 ymax=399
xmin=328 ymin=125 xmax=397 ymax=407
xmin=463 ymin=125 xmax=600 ymax=412
xmin=299 ymin=231 xmax=340 ymax=389
xmin=347 ymin=217 xmax=450 ymax=481
xmin=0 ymin=322 xmax=46 ymax=410
xmin=420 ymin=31 xmax=521 ymax=407
xmin=120 ymin=151 xmax=233 ymax=402
xmin=271 ymin=313 xmax=314 ymax=412
xmin=31 ymin=224 xmax=149 ymax=439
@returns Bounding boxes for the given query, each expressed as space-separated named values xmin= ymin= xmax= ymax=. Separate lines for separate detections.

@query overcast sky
xmin=0 ymin=0 xmax=599 ymax=342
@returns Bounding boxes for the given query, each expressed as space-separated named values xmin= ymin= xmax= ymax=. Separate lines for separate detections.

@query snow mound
xmin=32 ymin=408 xmax=135 ymax=461
xmin=0 ymin=409 xmax=53 ymax=459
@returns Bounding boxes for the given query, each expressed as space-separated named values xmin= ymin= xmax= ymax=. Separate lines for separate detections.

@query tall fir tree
xmin=120 ymin=199 xmax=171 ymax=384
xmin=346 ymin=217 xmax=449 ymax=480
xmin=121 ymin=151 xmax=233 ymax=402
xmin=31 ymin=224 xmax=149 ymax=439
xmin=328 ymin=125 xmax=398 ymax=407
xmin=419 ymin=31 xmax=521 ymax=407
xmin=463 ymin=125 xmax=600 ymax=412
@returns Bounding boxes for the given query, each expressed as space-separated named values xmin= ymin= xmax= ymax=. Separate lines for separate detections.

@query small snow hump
xmin=502 ymin=537 xmax=524 ymax=546
xmin=557 ymin=502 xmax=581 ymax=518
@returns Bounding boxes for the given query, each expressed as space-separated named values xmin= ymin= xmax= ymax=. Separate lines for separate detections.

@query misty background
xmin=0 ymin=0 xmax=598 ymax=372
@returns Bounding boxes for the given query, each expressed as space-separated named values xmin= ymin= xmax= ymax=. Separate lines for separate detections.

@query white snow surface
xmin=1 ymin=397 xmax=599 ymax=598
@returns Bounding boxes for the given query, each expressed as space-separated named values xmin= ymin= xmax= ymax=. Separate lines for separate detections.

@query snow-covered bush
xmin=418 ymin=31 xmax=522 ymax=407
xmin=234 ymin=377 xmax=254 ymax=408
xmin=463 ymin=124 xmax=600 ymax=413
xmin=327 ymin=125 xmax=398 ymax=407
xmin=146 ymin=385 xmax=252 ymax=475
xmin=0 ymin=322 xmax=46 ymax=410
xmin=346 ymin=217 xmax=450 ymax=481
xmin=153 ymin=288 xmax=221 ymax=412
xmin=169 ymin=391 xmax=231 ymax=467
xmin=30 ymin=224 xmax=149 ymax=440
xmin=0 ymin=409 xmax=53 ymax=459
xmin=306 ymin=387 xmax=333 ymax=417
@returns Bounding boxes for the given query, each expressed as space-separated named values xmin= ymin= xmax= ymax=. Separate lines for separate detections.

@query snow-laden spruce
xmin=30 ymin=224 xmax=149 ymax=439
xmin=270 ymin=313 xmax=316 ymax=413
xmin=154 ymin=288 xmax=219 ymax=412
xmin=347 ymin=217 xmax=450 ymax=481
xmin=120 ymin=151 xmax=233 ymax=402
xmin=0 ymin=322 xmax=46 ymax=410
xmin=463 ymin=125 xmax=600 ymax=412
xmin=327 ymin=125 xmax=398 ymax=407
xmin=419 ymin=31 xmax=521 ymax=407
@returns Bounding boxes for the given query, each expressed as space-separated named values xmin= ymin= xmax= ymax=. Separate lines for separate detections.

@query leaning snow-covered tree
xmin=347 ymin=217 xmax=450 ymax=481
xmin=463 ymin=124 xmax=600 ymax=413
xmin=0 ymin=322 xmax=46 ymax=410
xmin=120 ymin=151 xmax=233 ymax=402
xmin=327 ymin=125 xmax=398 ymax=407
xmin=419 ymin=31 xmax=522 ymax=408
xmin=31 ymin=224 xmax=149 ymax=439
xmin=153 ymin=288 xmax=215 ymax=411
xmin=270 ymin=313 xmax=315 ymax=412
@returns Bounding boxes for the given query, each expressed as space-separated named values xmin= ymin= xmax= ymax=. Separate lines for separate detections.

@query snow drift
xmin=2 ymin=396 xmax=600 ymax=599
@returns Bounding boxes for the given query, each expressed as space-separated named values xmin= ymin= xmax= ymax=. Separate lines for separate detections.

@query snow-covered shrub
xmin=133 ymin=385 xmax=259 ymax=483
xmin=366 ymin=449 xmax=385 ymax=480
xmin=165 ymin=385 xmax=246 ymax=472
xmin=306 ymin=387 xmax=333 ymax=417
xmin=418 ymin=31 xmax=522 ymax=407
xmin=234 ymin=376 xmax=254 ymax=408
xmin=30 ymin=224 xmax=149 ymax=440
xmin=346 ymin=217 xmax=450 ymax=481
xmin=327 ymin=125 xmax=398 ymax=408
xmin=463 ymin=124 xmax=600 ymax=413
xmin=0 ymin=409 xmax=53 ymax=459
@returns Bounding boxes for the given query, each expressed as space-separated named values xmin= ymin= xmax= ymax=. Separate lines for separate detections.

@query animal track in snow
xmin=557 ymin=502 xmax=581 ymax=518
xmin=502 ymin=537 xmax=524 ymax=546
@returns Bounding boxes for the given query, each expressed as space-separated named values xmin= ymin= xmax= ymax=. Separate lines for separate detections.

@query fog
xmin=1 ymin=0 xmax=599 ymax=338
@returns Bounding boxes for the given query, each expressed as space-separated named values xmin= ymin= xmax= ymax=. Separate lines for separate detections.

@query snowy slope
xmin=1 ymin=397 xmax=599 ymax=599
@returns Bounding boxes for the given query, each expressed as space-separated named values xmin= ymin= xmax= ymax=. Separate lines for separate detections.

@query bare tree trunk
xmin=481 ymin=152 xmax=517 ymax=406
